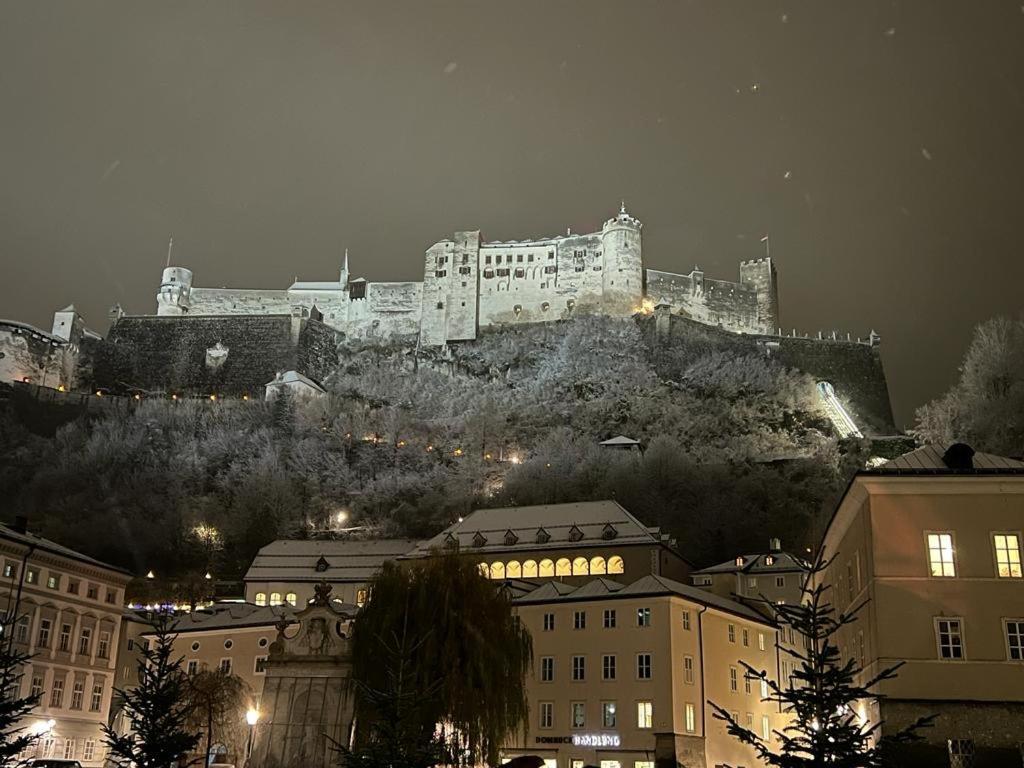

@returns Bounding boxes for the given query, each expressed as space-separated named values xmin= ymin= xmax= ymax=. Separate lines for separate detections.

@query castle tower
xmin=420 ymin=231 xmax=481 ymax=346
xmin=738 ymin=258 xmax=780 ymax=334
xmin=157 ymin=266 xmax=194 ymax=316
xmin=340 ymin=248 xmax=350 ymax=287
xmin=600 ymin=202 xmax=644 ymax=314
xmin=51 ymin=304 xmax=84 ymax=344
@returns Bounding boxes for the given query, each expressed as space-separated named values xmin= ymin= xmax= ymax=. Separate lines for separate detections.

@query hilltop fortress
xmin=155 ymin=204 xmax=780 ymax=345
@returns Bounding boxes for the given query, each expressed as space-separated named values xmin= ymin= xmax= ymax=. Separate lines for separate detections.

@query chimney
xmin=942 ymin=443 xmax=975 ymax=470
xmin=11 ymin=516 xmax=28 ymax=534
xmin=769 ymin=537 xmax=781 ymax=553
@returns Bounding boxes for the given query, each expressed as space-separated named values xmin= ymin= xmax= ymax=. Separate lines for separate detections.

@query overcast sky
xmin=1 ymin=1 xmax=1022 ymax=426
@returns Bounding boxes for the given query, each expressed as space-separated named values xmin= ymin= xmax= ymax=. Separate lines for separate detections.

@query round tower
xmin=601 ymin=202 xmax=644 ymax=314
xmin=157 ymin=266 xmax=193 ymax=315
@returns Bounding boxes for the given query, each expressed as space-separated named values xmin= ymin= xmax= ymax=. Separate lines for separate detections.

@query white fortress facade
xmin=156 ymin=205 xmax=779 ymax=346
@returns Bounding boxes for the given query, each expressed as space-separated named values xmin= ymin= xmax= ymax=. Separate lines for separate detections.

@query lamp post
xmin=245 ymin=708 xmax=259 ymax=764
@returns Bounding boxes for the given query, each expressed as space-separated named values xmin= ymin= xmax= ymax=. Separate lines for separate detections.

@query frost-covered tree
xmin=915 ymin=316 xmax=1024 ymax=457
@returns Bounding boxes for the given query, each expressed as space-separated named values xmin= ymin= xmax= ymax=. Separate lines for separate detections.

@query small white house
xmin=599 ymin=435 xmax=642 ymax=451
xmin=264 ymin=370 xmax=327 ymax=401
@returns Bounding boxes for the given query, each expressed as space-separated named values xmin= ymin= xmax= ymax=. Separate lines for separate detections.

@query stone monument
xmin=249 ymin=582 xmax=358 ymax=768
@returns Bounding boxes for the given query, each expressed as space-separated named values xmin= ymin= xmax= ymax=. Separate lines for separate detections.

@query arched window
xmin=269 ymin=592 xmax=282 ymax=606
xmin=590 ymin=556 xmax=607 ymax=575
xmin=555 ymin=558 xmax=572 ymax=577
xmin=490 ymin=562 xmax=506 ymax=580
xmin=572 ymin=557 xmax=589 ymax=576
xmin=539 ymin=559 xmax=555 ymax=578
xmin=506 ymin=561 xmax=522 ymax=579
xmin=522 ymin=560 xmax=538 ymax=578
xmin=607 ymin=556 xmax=624 ymax=575
xmin=254 ymin=592 xmax=267 ymax=607
xmin=478 ymin=563 xmax=490 ymax=577
xmin=285 ymin=593 xmax=297 ymax=607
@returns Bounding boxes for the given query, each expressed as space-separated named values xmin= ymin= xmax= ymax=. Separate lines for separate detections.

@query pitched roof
xmin=866 ymin=444 xmax=1024 ymax=474
xmin=267 ymin=370 xmax=326 ymax=392
xmin=403 ymin=500 xmax=673 ymax=557
xmin=288 ymin=281 xmax=344 ymax=291
xmin=693 ymin=551 xmax=809 ymax=576
xmin=513 ymin=573 xmax=771 ymax=625
xmin=244 ymin=538 xmax=420 ymax=584
xmin=138 ymin=602 xmax=295 ymax=635
xmin=0 ymin=524 xmax=133 ymax=577
xmin=599 ymin=435 xmax=641 ymax=446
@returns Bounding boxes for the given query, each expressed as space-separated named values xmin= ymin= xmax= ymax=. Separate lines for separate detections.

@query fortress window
xmin=459 ymin=267 xmax=471 ymax=275
xmin=513 ymin=305 xmax=522 ymax=315
xmin=497 ymin=268 xmax=510 ymax=277
xmin=485 ymin=255 xmax=492 ymax=265
xmin=436 ymin=302 xmax=444 ymax=310
xmin=462 ymin=254 xmax=469 ymax=264
xmin=548 ymin=251 xmax=554 ymax=259
xmin=435 ymin=270 xmax=447 ymax=278
xmin=575 ymin=266 xmax=585 ymax=272
xmin=517 ymin=254 xmax=523 ymax=263
xmin=496 ymin=255 xmax=502 ymax=264
xmin=574 ymin=250 xmax=584 ymax=258
xmin=541 ymin=302 xmax=550 ymax=312
xmin=528 ymin=254 xmax=534 ymax=262
xmin=461 ymin=301 xmax=465 ymax=307
xmin=545 ymin=265 xmax=556 ymax=274
xmin=484 ymin=269 xmax=494 ymax=279
xmin=593 ymin=265 xmax=602 ymax=271
xmin=514 ymin=268 xmax=525 ymax=278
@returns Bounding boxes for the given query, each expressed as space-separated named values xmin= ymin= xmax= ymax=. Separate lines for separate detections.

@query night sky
xmin=2 ymin=1 xmax=1022 ymax=426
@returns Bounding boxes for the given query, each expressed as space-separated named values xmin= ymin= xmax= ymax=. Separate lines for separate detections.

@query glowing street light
xmin=246 ymin=708 xmax=260 ymax=758
xmin=145 ymin=570 xmax=155 ymax=579
xmin=29 ymin=719 xmax=55 ymax=735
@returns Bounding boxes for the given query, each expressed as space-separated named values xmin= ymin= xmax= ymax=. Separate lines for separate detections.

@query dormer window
xmin=444 ymin=532 xmax=459 ymax=550
xmin=315 ymin=556 xmax=330 ymax=573
xmin=536 ymin=528 xmax=551 ymax=544
xmin=765 ymin=555 xmax=775 ymax=566
xmin=504 ymin=530 xmax=519 ymax=546
xmin=735 ymin=557 xmax=745 ymax=567
xmin=601 ymin=523 xmax=618 ymax=541
xmin=472 ymin=532 xmax=487 ymax=548
xmin=568 ymin=525 xmax=584 ymax=543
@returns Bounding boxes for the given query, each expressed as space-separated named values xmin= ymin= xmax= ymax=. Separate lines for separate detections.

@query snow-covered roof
xmin=403 ymin=500 xmax=673 ymax=558
xmin=266 ymin=370 xmax=326 ymax=392
xmin=288 ymin=281 xmax=344 ymax=292
xmin=600 ymin=435 xmax=641 ymax=446
xmin=693 ymin=550 xmax=809 ymax=576
xmin=244 ymin=538 xmax=421 ymax=584
xmin=0 ymin=524 xmax=132 ymax=576
xmin=867 ymin=444 xmax=1024 ymax=474
xmin=0 ymin=319 xmax=63 ymax=343
xmin=514 ymin=574 xmax=772 ymax=625
xmin=139 ymin=603 xmax=294 ymax=634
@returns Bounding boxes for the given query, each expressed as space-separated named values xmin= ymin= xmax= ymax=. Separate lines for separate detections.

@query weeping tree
xmin=103 ymin=612 xmax=200 ymax=768
xmin=710 ymin=554 xmax=933 ymax=767
xmin=350 ymin=554 xmax=532 ymax=767
xmin=183 ymin=669 xmax=249 ymax=767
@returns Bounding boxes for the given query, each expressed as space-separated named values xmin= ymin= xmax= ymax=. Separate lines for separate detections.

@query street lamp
xmin=245 ymin=709 xmax=260 ymax=762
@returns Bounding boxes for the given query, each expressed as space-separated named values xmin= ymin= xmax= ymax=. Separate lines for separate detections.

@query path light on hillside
xmin=454 ymin=448 xmax=463 ymax=457
xmin=145 ymin=570 xmax=155 ymax=579
xmin=508 ymin=454 xmax=521 ymax=465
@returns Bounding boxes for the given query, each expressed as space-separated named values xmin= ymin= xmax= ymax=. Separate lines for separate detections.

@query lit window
xmin=1004 ymin=619 xmax=1024 ymax=660
xmin=26 ymin=569 xmax=37 ymax=585
xmin=935 ymin=618 xmax=964 ymax=659
xmin=186 ymin=660 xmax=198 ymax=676
xmin=760 ymin=678 xmax=769 ymax=699
xmin=600 ymin=762 xmax=620 ymax=768
xmin=571 ymin=701 xmax=585 ymax=728
xmin=47 ymin=575 xmax=59 ymax=590
xmin=927 ymin=533 xmax=956 ymax=577
xmin=637 ymin=607 xmax=651 ymax=627
xmin=269 ymin=592 xmax=282 ymax=606
xmin=603 ymin=609 xmax=616 ymax=628
xmin=683 ymin=655 xmax=694 ymax=684
xmin=758 ymin=632 xmax=766 ymax=651
xmin=572 ymin=655 xmax=585 ymax=681
xmin=506 ymin=561 xmax=522 ymax=579
xmin=489 ymin=562 xmax=505 ymax=580
xmin=637 ymin=653 xmax=652 ymax=679
xmin=603 ymin=701 xmax=617 ymax=727
xmin=684 ymin=703 xmax=695 ymax=733
xmin=540 ymin=657 xmax=554 ymax=682
xmin=285 ymin=592 xmax=297 ymax=606
xmin=994 ymin=534 xmax=1022 ymax=578
xmin=762 ymin=714 xmax=771 ymax=740
xmin=602 ymin=654 xmax=616 ymax=680
xmin=539 ymin=559 xmax=555 ymax=577
xmin=590 ymin=556 xmax=607 ymax=575
xmin=539 ymin=701 xmax=553 ymax=729
xmin=555 ymin=558 xmax=571 ymax=576
xmin=637 ymin=701 xmax=652 ymax=729
xmin=607 ymin=556 xmax=624 ymax=574
xmin=729 ymin=666 xmax=738 ymax=692
xmin=572 ymin=557 xmax=589 ymax=576
xmin=522 ymin=560 xmax=538 ymax=578
xmin=356 ymin=589 xmax=368 ymax=607
xmin=477 ymin=563 xmax=489 ymax=577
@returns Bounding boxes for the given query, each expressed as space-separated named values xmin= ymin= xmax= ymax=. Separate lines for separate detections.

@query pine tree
xmin=103 ymin=612 xmax=200 ymax=768
xmin=710 ymin=554 xmax=934 ymax=767
xmin=0 ymin=608 xmax=44 ymax=766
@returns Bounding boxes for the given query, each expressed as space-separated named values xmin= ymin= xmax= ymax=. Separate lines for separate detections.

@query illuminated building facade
xmin=0 ymin=519 xmax=132 ymax=767
xmin=816 ymin=443 xmax=1024 ymax=765
xmin=691 ymin=539 xmax=809 ymax=607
